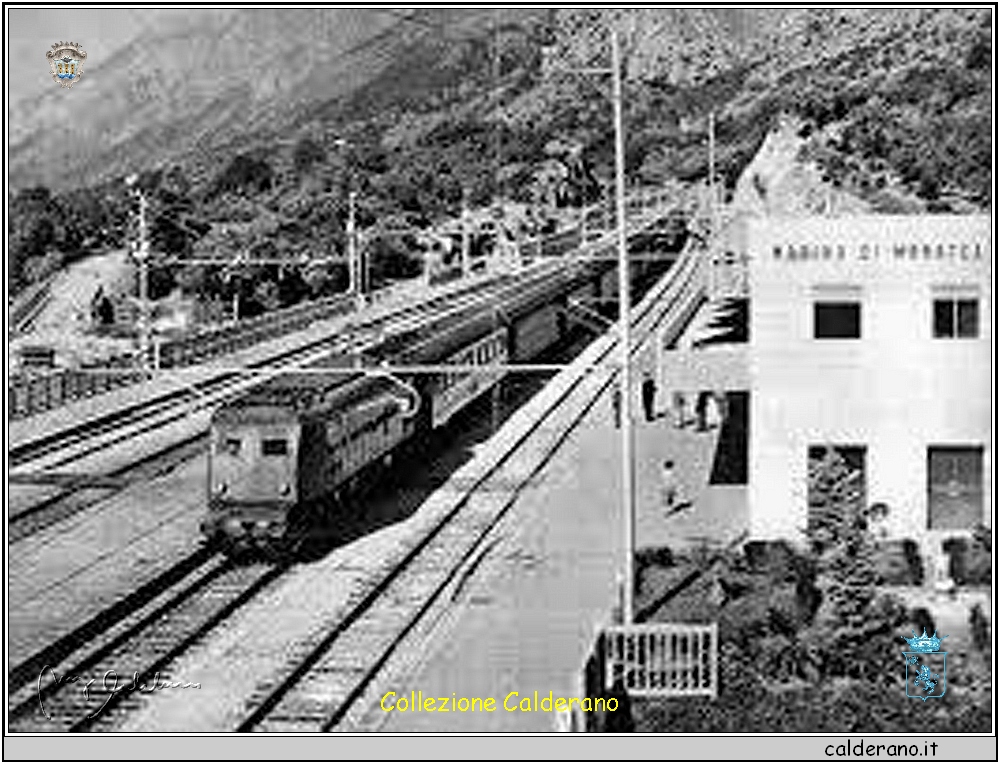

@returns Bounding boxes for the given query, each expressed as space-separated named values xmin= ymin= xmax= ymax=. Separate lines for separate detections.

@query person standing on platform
xmin=673 ymin=391 xmax=687 ymax=428
xmin=705 ymin=391 xmax=723 ymax=430
xmin=661 ymin=459 xmax=681 ymax=514
xmin=641 ymin=371 xmax=656 ymax=423
xmin=612 ymin=386 xmax=622 ymax=429
xmin=695 ymin=391 xmax=709 ymax=431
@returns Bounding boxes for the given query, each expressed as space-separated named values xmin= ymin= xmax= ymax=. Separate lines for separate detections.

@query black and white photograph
xmin=4 ymin=5 xmax=995 ymax=758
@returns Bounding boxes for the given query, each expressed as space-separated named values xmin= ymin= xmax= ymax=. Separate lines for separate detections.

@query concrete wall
xmin=747 ymin=215 xmax=992 ymax=546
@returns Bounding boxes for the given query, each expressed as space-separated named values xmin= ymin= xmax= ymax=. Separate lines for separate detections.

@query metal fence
xmin=8 ymin=292 xmax=356 ymax=421
xmin=604 ymin=623 xmax=718 ymax=697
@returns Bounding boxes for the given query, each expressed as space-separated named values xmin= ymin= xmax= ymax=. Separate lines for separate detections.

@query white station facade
xmin=745 ymin=215 xmax=992 ymax=550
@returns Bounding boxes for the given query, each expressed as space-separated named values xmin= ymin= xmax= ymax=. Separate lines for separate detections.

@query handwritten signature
xmin=38 ymin=666 xmax=200 ymax=720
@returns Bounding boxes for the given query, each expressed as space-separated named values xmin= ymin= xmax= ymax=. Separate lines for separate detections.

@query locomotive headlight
xmin=216 ymin=482 xmax=228 ymax=495
xmin=279 ymin=483 xmax=291 ymax=496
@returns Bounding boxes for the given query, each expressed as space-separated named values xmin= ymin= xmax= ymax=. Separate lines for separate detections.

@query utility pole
xmin=128 ymin=183 xmax=152 ymax=375
xmin=334 ymin=138 xmax=363 ymax=306
xmin=347 ymin=190 xmax=359 ymax=303
xmin=461 ymin=189 xmax=471 ymax=278
xmin=491 ymin=308 xmax=501 ymax=434
xmin=231 ymin=252 xmax=243 ymax=322
xmin=708 ymin=111 xmax=717 ymax=230
xmin=611 ymin=28 xmax=635 ymax=627
xmin=707 ymin=111 xmax=719 ymax=298
xmin=493 ymin=9 xmax=502 ymax=204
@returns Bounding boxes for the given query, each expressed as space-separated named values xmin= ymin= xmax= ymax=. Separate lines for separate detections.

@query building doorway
xmin=927 ymin=446 xmax=984 ymax=530
xmin=709 ymin=391 xmax=748 ymax=485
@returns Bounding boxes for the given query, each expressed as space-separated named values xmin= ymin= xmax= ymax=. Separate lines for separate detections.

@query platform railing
xmin=604 ymin=623 xmax=718 ymax=697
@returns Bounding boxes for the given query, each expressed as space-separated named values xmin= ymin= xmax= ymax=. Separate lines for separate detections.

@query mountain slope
xmin=8 ymin=8 xmax=991 ymax=304
xmin=9 ymin=9 xmax=433 ymax=187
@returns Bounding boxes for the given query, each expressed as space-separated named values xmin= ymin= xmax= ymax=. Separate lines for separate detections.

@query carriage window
xmin=223 ymin=438 xmax=242 ymax=456
xmin=262 ymin=438 xmax=289 ymax=456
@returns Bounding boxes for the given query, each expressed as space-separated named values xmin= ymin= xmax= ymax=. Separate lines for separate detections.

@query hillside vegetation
xmin=8 ymin=8 xmax=992 ymax=310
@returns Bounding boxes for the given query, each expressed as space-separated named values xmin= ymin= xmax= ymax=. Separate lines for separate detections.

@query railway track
xmin=231 ymin=244 xmax=706 ymax=732
xmin=8 ymin=194 xmax=669 ymax=471
xmin=6 ymin=258 xmax=624 ymax=730
xmin=8 ymin=433 xmax=208 ymax=544
xmin=9 ymin=546 xmax=215 ymax=702
xmin=7 ymin=271 xmax=540 ymax=510
xmin=9 ymin=273 xmax=512 ymax=469
xmin=8 ymin=260 xmax=603 ymax=543
xmin=6 ymin=203 xmax=691 ymax=733
xmin=9 ymin=275 xmax=55 ymax=337
xmin=7 ymin=550 xmax=284 ymax=732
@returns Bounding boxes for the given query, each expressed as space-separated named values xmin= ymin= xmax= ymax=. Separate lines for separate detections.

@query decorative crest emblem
xmin=46 ymin=41 xmax=86 ymax=88
xmin=900 ymin=628 xmax=949 ymax=701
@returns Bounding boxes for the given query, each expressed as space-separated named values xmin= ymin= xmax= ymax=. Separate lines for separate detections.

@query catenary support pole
xmin=611 ymin=27 xmax=635 ymax=626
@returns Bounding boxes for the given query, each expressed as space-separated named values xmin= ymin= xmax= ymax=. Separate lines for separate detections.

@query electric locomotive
xmin=203 ymin=258 xmax=608 ymax=558
xmin=202 ymin=369 xmax=418 ymax=556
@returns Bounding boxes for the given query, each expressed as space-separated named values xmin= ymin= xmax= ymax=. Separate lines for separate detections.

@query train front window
xmin=262 ymin=438 xmax=289 ymax=456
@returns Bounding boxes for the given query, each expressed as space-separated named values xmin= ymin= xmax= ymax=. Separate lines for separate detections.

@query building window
xmin=814 ymin=302 xmax=861 ymax=339
xmin=261 ymin=438 xmax=289 ymax=456
xmin=928 ymin=446 xmax=984 ymax=530
xmin=933 ymin=298 xmax=979 ymax=338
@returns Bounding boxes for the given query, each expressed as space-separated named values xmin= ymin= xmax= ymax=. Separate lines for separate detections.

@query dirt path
xmin=10 ymin=249 xmax=135 ymax=366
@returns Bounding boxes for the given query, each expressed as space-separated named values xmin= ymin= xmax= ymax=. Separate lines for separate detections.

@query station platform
xmin=352 ymin=328 xmax=749 ymax=732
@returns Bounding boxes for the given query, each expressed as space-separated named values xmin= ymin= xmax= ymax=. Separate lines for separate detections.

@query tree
xmin=804 ymin=447 xmax=904 ymax=678
xmin=292 ymin=136 xmax=326 ymax=175
xmin=211 ymin=154 xmax=274 ymax=197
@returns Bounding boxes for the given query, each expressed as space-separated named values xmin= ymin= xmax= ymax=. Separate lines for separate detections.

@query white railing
xmin=604 ymin=623 xmax=718 ymax=697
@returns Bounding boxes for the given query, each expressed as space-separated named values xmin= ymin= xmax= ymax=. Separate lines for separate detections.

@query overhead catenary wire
xmin=65 ymin=362 xmax=628 ymax=377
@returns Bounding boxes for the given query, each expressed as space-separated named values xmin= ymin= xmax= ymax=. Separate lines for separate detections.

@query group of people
xmin=612 ymin=374 xmax=726 ymax=433
xmin=610 ymin=374 xmax=730 ymax=517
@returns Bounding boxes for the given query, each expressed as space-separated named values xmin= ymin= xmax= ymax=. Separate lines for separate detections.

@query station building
xmin=745 ymin=215 xmax=992 ymax=553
